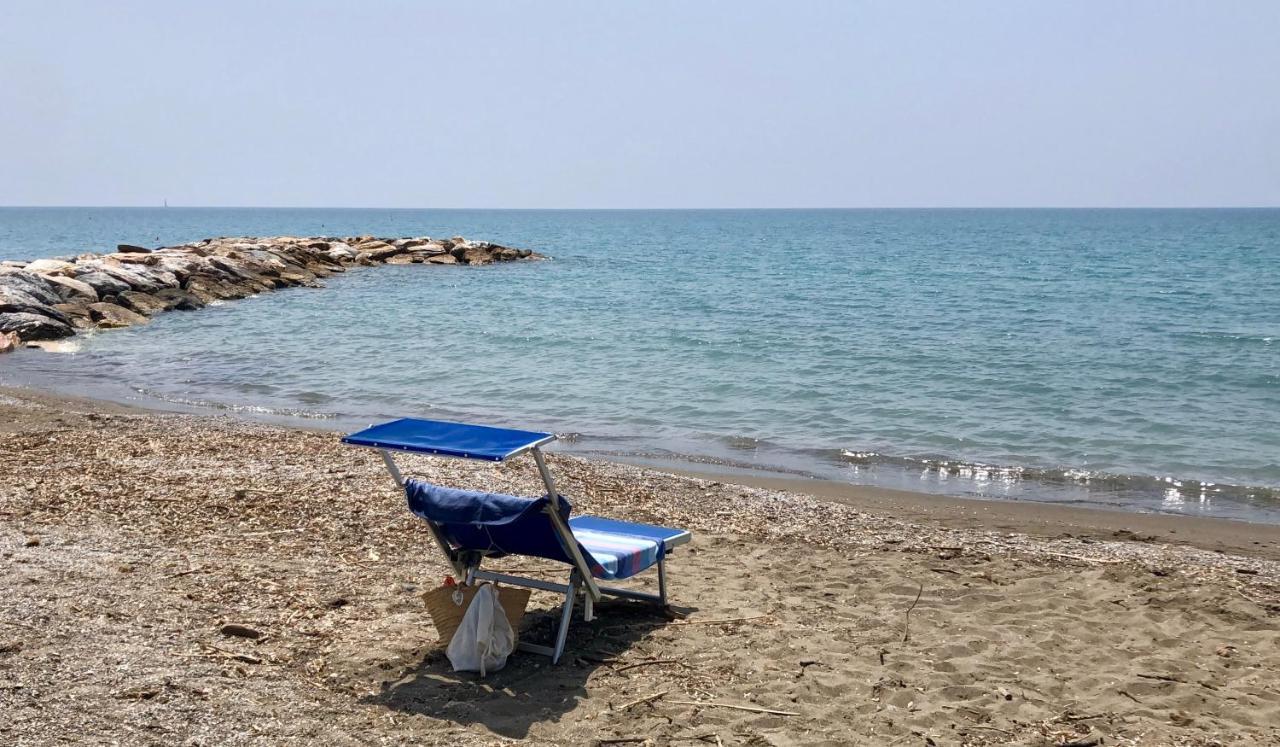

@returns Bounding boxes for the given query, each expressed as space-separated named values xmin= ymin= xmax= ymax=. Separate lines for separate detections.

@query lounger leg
xmin=658 ymin=556 xmax=668 ymax=607
xmin=552 ymin=572 xmax=579 ymax=664
xmin=583 ymin=588 xmax=595 ymax=622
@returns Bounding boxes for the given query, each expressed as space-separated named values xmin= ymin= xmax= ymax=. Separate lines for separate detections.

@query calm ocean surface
xmin=2 ymin=207 xmax=1278 ymax=521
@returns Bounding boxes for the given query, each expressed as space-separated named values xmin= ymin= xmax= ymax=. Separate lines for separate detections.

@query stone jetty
xmin=0 ymin=235 xmax=542 ymax=352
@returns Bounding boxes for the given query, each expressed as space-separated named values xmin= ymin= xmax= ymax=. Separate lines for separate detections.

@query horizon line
xmin=2 ymin=204 xmax=1278 ymax=211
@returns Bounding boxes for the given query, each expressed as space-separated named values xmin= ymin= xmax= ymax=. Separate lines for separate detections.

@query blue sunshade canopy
xmin=341 ymin=417 xmax=555 ymax=462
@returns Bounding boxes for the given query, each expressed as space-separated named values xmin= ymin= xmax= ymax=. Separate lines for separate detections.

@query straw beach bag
xmin=423 ymin=581 xmax=531 ymax=647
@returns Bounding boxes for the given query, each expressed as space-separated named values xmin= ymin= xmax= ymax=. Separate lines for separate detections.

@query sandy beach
xmin=2 ymin=386 xmax=1279 ymax=746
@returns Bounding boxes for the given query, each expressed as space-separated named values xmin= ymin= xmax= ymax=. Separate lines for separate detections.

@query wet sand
xmin=658 ymin=466 xmax=1280 ymax=563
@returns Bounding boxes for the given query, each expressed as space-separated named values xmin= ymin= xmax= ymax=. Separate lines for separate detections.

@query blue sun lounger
xmin=342 ymin=417 xmax=692 ymax=664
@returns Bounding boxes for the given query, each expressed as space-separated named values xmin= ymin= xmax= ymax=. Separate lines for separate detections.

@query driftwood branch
xmin=607 ymin=614 xmax=771 ymax=630
xmin=614 ymin=659 xmax=680 ymax=673
xmin=669 ymin=615 xmax=770 ymax=626
xmin=966 ymin=725 xmax=1013 ymax=737
xmin=617 ymin=690 xmax=669 ymax=710
xmin=901 ymin=582 xmax=924 ymax=643
xmin=666 ymin=700 xmax=799 ymax=716
xmin=1045 ymin=552 xmax=1126 ymax=564
xmin=197 ymin=643 xmax=263 ymax=665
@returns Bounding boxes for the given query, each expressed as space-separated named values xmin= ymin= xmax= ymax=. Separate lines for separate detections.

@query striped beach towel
xmin=573 ymin=527 xmax=664 ymax=580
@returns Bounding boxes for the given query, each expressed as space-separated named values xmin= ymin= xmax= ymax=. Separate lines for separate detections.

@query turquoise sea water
xmin=1 ymin=207 xmax=1278 ymax=521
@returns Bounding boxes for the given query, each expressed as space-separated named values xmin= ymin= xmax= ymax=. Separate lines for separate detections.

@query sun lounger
xmin=342 ymin=417 xmax=692 ymax=663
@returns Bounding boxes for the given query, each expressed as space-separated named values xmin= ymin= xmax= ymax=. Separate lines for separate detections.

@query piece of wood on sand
xmin=615 ymin=690 xmax=669 ymax=711
xmin=667 ymin=700 xmax=800 ymax=716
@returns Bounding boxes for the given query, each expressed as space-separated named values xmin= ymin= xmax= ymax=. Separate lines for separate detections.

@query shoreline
xmin=8 ymin=343 xmax=1279 ymax=525
xmin=653 ymin=463 xmax=1280 ymax=562
xmin=6 ymin=383 xmax=1280 ymax=561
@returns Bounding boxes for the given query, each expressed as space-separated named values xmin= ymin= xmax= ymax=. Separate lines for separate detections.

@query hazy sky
xmin=2 ymin=1 xmax=1277 ymax=208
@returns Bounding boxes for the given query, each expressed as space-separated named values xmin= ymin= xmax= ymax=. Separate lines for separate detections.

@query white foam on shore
xmin=25 ymin=338 xmax=85 ymax=354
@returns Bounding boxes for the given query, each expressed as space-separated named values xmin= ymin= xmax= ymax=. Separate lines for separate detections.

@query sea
xmin=1 ymin=207 xmax=1277 ymax=522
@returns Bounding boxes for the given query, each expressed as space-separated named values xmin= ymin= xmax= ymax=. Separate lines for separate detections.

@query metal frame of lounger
xmin=358 ymin=437 xmax=675 ymax=664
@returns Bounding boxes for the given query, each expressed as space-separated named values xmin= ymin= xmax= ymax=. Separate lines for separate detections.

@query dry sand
xmin=2 ymin=387 xmax=1278 ymax=746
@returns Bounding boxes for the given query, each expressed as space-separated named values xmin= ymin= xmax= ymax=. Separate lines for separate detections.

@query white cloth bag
xmin=446 ymin=583 xmax=515 ymax=675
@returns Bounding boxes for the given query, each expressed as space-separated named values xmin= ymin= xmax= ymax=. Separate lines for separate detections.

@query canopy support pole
xmin=531 ymin=446 xmax=602 ymax=602
xmin=379 ymin=449 xmax=465 ymax=576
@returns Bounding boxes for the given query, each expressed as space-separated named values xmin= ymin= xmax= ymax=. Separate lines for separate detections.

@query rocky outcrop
xmin=0 ymin=311 xmax=75 ymax=341
xmin=43 ymin=274 xmax=100 ymax=303
xmin=0 ymin=283 xmax=67 ymax=321
xmin=24 ymin=258 xmax=77 ymax=276
xmin=88 ymin=302 xmax=149 ymax=328
xmin=52 ymin=302 xmax=94 ymax=329
xmin=75 ymin=271 xmax=133 ymax=297
xmin=0 ymin=234 xmax=543 ymax=351
xmin=117 ymin=291 xmax=170 ymax=316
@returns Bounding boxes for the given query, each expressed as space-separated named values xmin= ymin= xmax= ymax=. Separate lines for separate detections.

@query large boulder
xmin=300 ymin=261 xmax=333 ymax=278
xmin=274 ymin=261 xmax=317 ymax=285
xmin=207 ymin=256 xmax=256 ymax=280
xmin=118 ymin=291 xmax=170 ymax=316
xmin=426 ymin=254 xmax=458 ymax=265
xmin=153 ymin=288 xmax=204 ymax=310
xmin=150 ymin=253 xmax=204 ymax=281
xmin=414 ymin=242 xmax=449 ymax=257
xmin=24 ymin=258 xmax=77 ymax=276
xmin=354 ymin=240 xmax=402 ymax=261
xmin=184 ymin=276 xmax=251 ymax=303
xmin=325 ymin=242 xmax=357 ymax=263
xmin=461 ymin=243 xmax=499 ymax=265
xmin=109 ymin=263 xmax=179 ymax=292
xmin=42 ymin=274 xmax=99 ymax=303
xmin=0 ymin=272 xmax=63 ymax=306
xmin=52 ymin=302 xmax=94 ymax=329
xmin=0 ymin=285 xmax=71 ymax=325
xmin=277 ymin=271 xmax=320 ymax=287
xmin=114 ymin=253 xmax=161 ymax=266
xmin=242 ymin=250 xmax=289 ymax=276
xmin=87 ymin=302 xmax=148 ymax=328
xmin=205 ymin=257 xmax=275 ymax=291
xmin=0 ymin=311 xmax=74 ymax=340
xmin=117 ymin=244 xmax=151 ymax=253
xmin=75 ymin=261 xmax=176 ymax=293
xmin=75 ymin=271 xmax=132 ymax=297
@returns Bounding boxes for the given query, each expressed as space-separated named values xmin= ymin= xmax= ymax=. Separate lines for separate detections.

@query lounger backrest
xmin=405 ymin=479 xmax=576 ymax=564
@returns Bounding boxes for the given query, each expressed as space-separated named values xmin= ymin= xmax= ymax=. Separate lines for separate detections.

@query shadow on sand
xmin=364 ymin=595 xmax=697 ymax=739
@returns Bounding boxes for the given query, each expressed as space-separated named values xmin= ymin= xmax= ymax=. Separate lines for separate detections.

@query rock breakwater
xmin=0 ymin=235 xmax=541 ymax=350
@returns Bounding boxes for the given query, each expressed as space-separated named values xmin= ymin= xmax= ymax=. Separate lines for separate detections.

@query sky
xmin=1 ymin=1 xmax=1278 ymax=208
